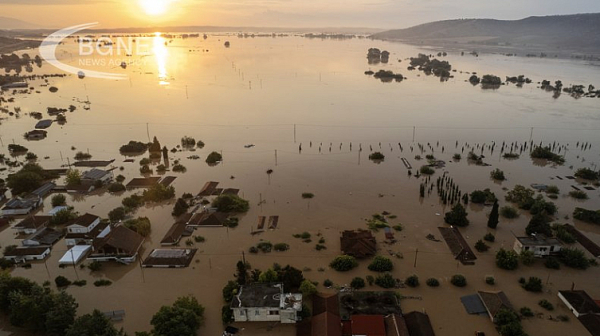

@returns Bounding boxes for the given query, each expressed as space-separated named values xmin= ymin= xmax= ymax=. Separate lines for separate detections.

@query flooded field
xmin=1 ymin=34 xmax=600 ymax=336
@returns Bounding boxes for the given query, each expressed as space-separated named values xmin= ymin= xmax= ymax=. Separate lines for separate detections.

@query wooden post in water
xmin=412 ymin=126 xmax=416 ymax=142
xmin=275 ymin=150 xmax=278 ymax=166
xmin=414 ymin=248 xmax=418 ymax=268
xmin=138 ymin=255 xmax=145 ymax=283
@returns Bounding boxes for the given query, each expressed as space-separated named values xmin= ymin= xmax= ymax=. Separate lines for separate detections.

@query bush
xmin=530 ymin=146 xmax=565 ymax=164
xmin=88 ymin=260 xmax=102 ymax=272
xmin=120 ymin=141 xmax=148 ymax=153
xmin=256 ymin=241 xmax=273 ymax=253
xmin=546 ymin=185 xmax=560 ymax=194
xmin=470 ymin=189 xmax=496 ymax=204
xmin=368 ymin=256 xmax=393 ymax=272
xmin=450 ymin=274 xmax=467 ymax=287
xmin=559 ymin=247 xmax=590 ymax=269
xmin=206 ymin=151 xmax=222 ymax=164
xmin=108 ymin=207 xmax=126 ymax=222
xmin=330 ymin=255 xmax=358 ymax=272
xmin=369 ymin=152 xmax=385 ymax=161
xmin=520 ymin=307 xmax=534 ymax=317
xmin=483 ymin=233 xmax=495 ymax=242
xmin=538 ymin=299 xmax=554 ymax=311
xmin=573 ymin=207 xmax=600 ymax=224
xmin=553 ymin=224 xmax=576 ymax=244
xmin=426 ymin=278 xmax=440 ymax=287
xmin=545 ymin=257 xmax=560 ymax=269
xmin=374 ymin=273 xmax=396 ymax=288
xmin=323 ymin=279 xmax=333 ymax=287
xmin=181 ymin=136 xmax=196 ymax=147
xmin=51 ymin=194 xmax=66 ymax=207
xmin=55 ymin=276 xmax=71 ymax=287
xmin=350 ymin=277 xmax=365 ymax=289
xmin=172 ymin=164 xmax=187 ymax=173
xmin=73 ymin=280 xmax=87 ymax=287
xmin=503 ymin=152 xmax=519 ymax=159
xmin=93 ymin=279 xmax=112 ymax=287
xmin=50 ymin=208 xmax=78 ymax=225
xmin=143 ymin=184 xmax=175 ymax=202
xmin=444 ymin=203 xmax=469 ymax=227
xmin=212 ymin=194 xmax=250 ymax=213
xmin=496 ymin=249 xmax=519 ymax=270
xmin=366 ymin=275 xmax=375 ymax=286
xmin=405 ymin=275 xmax=419 ymax=287
xmin=575 ymin=168 xmax=599 ymax=180
xmin=194 ymin=236 xmax=205 ymax=243
xmin=522 ymin=277 xmax=543 ymax=292
xmin=485 ymin=276 xmax=495 ymax=285
xmin=520 ymin=250 xmax=536 ymax=266
xmin=301 ymin=193 xmax=314 ymax=199
xmin=107 ymin=183 xmax=126 ymax=193
xmin=475 ymin=240 xmax=489 ymax=252
xmin=274 ymin=243 xmax=290 ymax=252
xmin=299 ymin=279 xmax=317 ymax=296
xmin=123 ymin=217 xmax=152 ymax=237
xmin=453 ymin=153 xmax=461 ymax=160
xmin=419 ymin=165 xmax=435 ymax=175
xmin=122 ymin=194 xmax=144 ymax=209
xmin=500 ymin=206 xmax=519 ymax=219
xmin=569 ymin=190 xmax=588 ymax=200
xmin=490 ymin=169 xmax=505 ymax=181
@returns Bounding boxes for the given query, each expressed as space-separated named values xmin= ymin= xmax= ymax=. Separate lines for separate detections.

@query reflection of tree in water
xmin=0 ymin=53 xmax=42 ymax=73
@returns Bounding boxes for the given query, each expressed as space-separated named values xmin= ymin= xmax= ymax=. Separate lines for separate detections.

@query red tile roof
xmin=350 ymin=315 xmax=386 ymax=336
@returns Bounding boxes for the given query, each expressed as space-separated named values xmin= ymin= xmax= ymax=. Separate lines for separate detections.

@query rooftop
xmin=350 ymin=315 xmax=386 ymax=336
xmin=24 ymin=227 xmax=63 ymax=246
xmin=82 ymin=169 xmax=110 ymax=180
xmin=4 ymin=246 xmax=50 ymax=257
xmin=340 ymin=230 xmax=377 ymax=258
xmin=13 ymin=216 xmax=51 ymax=230
xmin=31 ymin=182 xmax=56 ymax=197
xmin=142 ymin=248 xmax=197 ymax=267
xmin=3 ymin=197 xmax=39 ymax=210
xmin=516 ymin=234 xmax=561 ymax=246
xmin=403 ymin=311 xmax=436 ymax=336
xmin=478 ymin=291 xmax=513 ymax=319
xmin=559 ymin=290 xmax=600 ymax=315
xmin=69 ymin=213 xmax=100 ymax=227
xmin=578 ymin=314 xmax=600 ymax=336
xmin=92 ymin=225 xmax=144 ymax=256
xmin=338 ymin=291 xmax=402 ymax=320
xmin=231 ymin=283 xmax=283 ymax=309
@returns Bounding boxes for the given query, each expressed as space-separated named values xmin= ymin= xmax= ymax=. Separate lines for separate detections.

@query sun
xmin=139 ymin=0 xmax=173 ymax=16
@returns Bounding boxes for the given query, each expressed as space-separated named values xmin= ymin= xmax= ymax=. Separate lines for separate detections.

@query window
xmin=239 ymin=310 xmax=244 ymax=316
xmin=524 ymin=246 xmax=529 ymax=251
xmin=269 ymin=310 xmax=279 ymax=315
xmin=255 ymin=310 xmax=260 ymax=316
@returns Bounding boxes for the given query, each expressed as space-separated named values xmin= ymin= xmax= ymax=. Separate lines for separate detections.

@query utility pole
xmin=138 ymin=255 xmax=145 ymax=283
xmin=146 ymin=123 xmax=150 ymax=142
xmin=275 ymin=150 xmax=278 ymax=166
xmin=242 ymin=251 xmax=246 ymax=265
xmin=412 ymin=126 xmax=416 ymax=142
xmin=413 ymin=248 xmax=418 ymax=268
xmin=530 ymin=127 xmax=534 ymax=141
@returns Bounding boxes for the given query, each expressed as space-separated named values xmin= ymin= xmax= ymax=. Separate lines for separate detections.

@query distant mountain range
xmin=0 ymin=16 xmax=40 ymax=30
xmin=372 ymin=13 xmax=600 ymax=55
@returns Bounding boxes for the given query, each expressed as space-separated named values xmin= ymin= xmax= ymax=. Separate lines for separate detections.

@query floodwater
xmin=0 ymin=33 xmax=600 ymax=336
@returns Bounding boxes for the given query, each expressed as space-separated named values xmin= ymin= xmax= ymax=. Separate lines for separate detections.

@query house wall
xmin=5 ymin=250 xmax=50 ymax=262
xmin=558 ymin=292 xmax=582 ymax=317
xmin=2 ymin=208 xmax=33 ymax=216
xmin=68 ymin=218 xmax=100 ymax=234
xmin=232 ymin=307 xmax=282 ymax=322
xmin=513 ymin=240 xmax=561 ymax=257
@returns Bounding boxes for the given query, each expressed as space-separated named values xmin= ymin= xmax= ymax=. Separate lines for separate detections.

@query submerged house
xmin=231 ymin=283 xmax=303 ymax=324
xmin=559 ymin=290 xmax=600 ymax=336
xmin=513 ymin=235 xmax=562 ymax=257
xmin=2 ymin=196 xmax=42 ymax=216
xmin=88 ymin=225 xmax=144 ymax=263
xmin=3 ymin=246 xmax=51 ymax=263
xmin=22 ymin=227 xmax=62 ymax=247
xmin=12 ymin=216 xmax=51 ymax=235
xmin=160 ymin=220 xmax=193 ymax=246
xmin=81 ymin=169 xmax=113 ymax=185
xmin=64 ymin=213 xmax=108 ymax=246
xmin=478 ymin=291 xmax=514 ymax=323
xmin=340 ymin=230 xmax=377 ymax=259
xmin=25 ymin=130 xmax=47 ymax=140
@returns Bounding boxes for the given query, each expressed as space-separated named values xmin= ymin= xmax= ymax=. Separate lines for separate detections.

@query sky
xmin=1 ymin=0 xmax=600 ymax=29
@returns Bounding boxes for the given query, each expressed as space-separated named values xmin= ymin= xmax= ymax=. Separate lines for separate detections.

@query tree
xmin=123 ymin=217 xmax=151 ymax=237
xmin=45 ymin=291 xmax=78 ymax=336
xmin=212 ymin=194 xmax=249 ymax=213
xmin=143 ymin=184 xmax=175 ymax=202
xmin=51 ymin=194 xmax=66 ymax=207
xmin=7 ymin=171 xmax=43 ymax=195
xmin=235 ymin=261 xmax=249 ymax=286
xmin=444 ymin=204 xmax=469 ymax=227
xmin=519 ymin=250 xmax=535 ymax=266
xmin=299 ymin=279 xmax=317 ymax=297
xmin=65 ymin=170 xmax=81 ymax=186
xmin=559 ymin=248 xmax=590 ymax=269
xmin=172 ymin=198 xmax=189 ymax=217
xmin=496 ymin=248 xmax=519 ymax=270
xmin=258 ymin=268 xmax=279 ymax=283
xmin=66 ymin=310 xmax=122 ymax=336
xmin=526 ymin=213 xmax=552 ymax=236
xmin=450 ymin=274 xmax=467 ymax=287
xmin=150 ymin=296 xmax=204 ymax=336
xmin=329 ymin=255 xmax=358 ymax=272
xmin=374 ymin=273 xmax=396 ymax=288
xmin=222 ymin=281 xmax=238 ymax=302
xmin=205 ymin=151 xmax=222 ymax=164
xmin=522 ymin=277 xmax=543 ymax=292
xmin=475 ymin=240 xmax=489 ymax=252
xmin=368 ymin=256 xmax=393 ymax=272
xmin=488 ymin=200 xmax=499 ymax=229
xmin=108 ymin=207 xmax=126 ymax=222
xmin=50 ymin=208 xmax=78 ymax=225
xmin=278 ymin=265 xmax=304 ymax=292
xmin=405 ymin=275 xmax=419 ymax=287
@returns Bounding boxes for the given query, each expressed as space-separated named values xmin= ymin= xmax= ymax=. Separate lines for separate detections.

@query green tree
xmin=278 ymin=265 xmax=304 ymax=292
xmin=299 ymin=279 xmax=317 ymax=297
xmin=222 ymin=281 xmax=238 ymax=302
xmin=444 ymin=204 xmax=469 ymax=227
xmin=258 ymin=268 xmax=279 ymax=283
xmin=108 ymin=207 xmax=126 ymax=222
xmin=522 ymin=277 xmax=543 ymax=292
xmin=45 ymin=291 xmax=78 ymax=336
xmin=123 ymin=217 xmax=151 ymax=237
xmin=51 ymin=194 xmax=66 ymax=207
xmin=235 ymin=261 xmax=249 ymax=286
xmin=374 ymin=273 xmax=396 ymax=288
xmin=65 ymin=170 xmax=82 ymax=186
xmin=450 ymin=274 xmax=467 ymax=287
xmin=520 ymin=250 xmax=535 ymax=266
xmin=150 ymin=296 xmax=204 ymax=336
xmin=66 ymin=310 xmax=122 ymax=336
xmin=350 ymin=277 xmax=365 ymax=289
xmin=496 ymin=248 xmax=519 ymax=270
xmin=7 ymin=171 xmax=43 ymax=195
xmin=488 ymin=200 xmax=499 ymax=229
xmin=368 ymin=256 xmax=393 ymax=272
xmin=212 ymin=194 xmax=250 ymax=213
xmin=526 ymin=213 xmax=552 ymax=236
xmin=329 ymin=255 xmax=358 ymax=272
xmin=172 ymin=198 xmax=189 ymax=217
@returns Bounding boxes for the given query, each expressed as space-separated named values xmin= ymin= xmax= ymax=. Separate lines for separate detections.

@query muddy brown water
xmin=0 ymin=34 xmax=599 ymax=335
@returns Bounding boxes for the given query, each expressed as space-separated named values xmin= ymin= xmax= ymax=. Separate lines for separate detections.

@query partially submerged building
xmin=559 ymin=290 xmax=600 ymax=336
xmin=477 ymin=291 xmax=514 ymax=323
xmin=81 ymin=168 xmax=113 ymax=185
xmin=3 ymin=246 xmax=51 ymax=263
xmin=1 ymin=196 xmax=42 ymax=216
xmin=12 ymin=216 xmax=51 ymax=235
xmin=88 ymin=225 xmax=144 ymax=263
xmin=142 ymin=248 xmax=197 ymax=268
xmin=231 ymin=283 xmax=302 ymax=323
xmin=64 ymin=213 xmax=109 ymax=246
xmin=22 ymin=227 xmax=62 ymax=247
xmin=340 ymin=230 xmax=377 ymax=259
xmin=513 ymin=235 xmax=562 ymax=257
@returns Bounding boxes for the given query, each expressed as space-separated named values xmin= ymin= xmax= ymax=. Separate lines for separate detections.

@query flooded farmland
xmin=1 ymin=33 xmax=600 ymax=336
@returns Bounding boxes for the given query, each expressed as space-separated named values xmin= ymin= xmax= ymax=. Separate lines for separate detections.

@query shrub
xmin=194 ymin=236 xmax=205 ymax=243
xmin=475 ymin=240 xmax=489 ymax=252
xmin=552 ymin=224 xmax=576 ymax=244
xmin=301 ymin=193 xmax=314 ymax=199
xmin=520 ymin=250 xmax=536 ymax=266
xmin=520 ymin=307 xmax=534 ymax=317
xmin=107 ymin=183 xmax=126 ymax=193
xmin=55 ymin=276 xmax=71 ymax=287
xmin=274 ymin=243 xmax=290 ymax=252
xmin=256 ymin=241 xmax=273 ymax=253
xmin=503 ymin=152 xmax=519 ymax=159
xmin=419 ymin=165 xmax=435 ymax=175
xmin=453 ymin=153 xmax=461 ymax=160
xmin=50 ymin=208 xmax=78 ymax=225
xmin=485 ymin=276 xmax=495 ymax=285
xmin=51 ymin=194 xmax=67 ymax=207
xmin=323 ymin=279 xmax=333 ymax=287
xmin=559 ymin=248 xmax=590 ymax=269
xmin=544 ymin=257 xmax=560 ymax=269
xmin=172 ymin=164 xmax=187 ymax=173
xmin=123 ymin=217 xmax=152 ymax=237
xmin=197 ymin=140 xmax=205 ymax=148
xmin=350 ymin=277 xmax=365 ymax=289
xmin=369 ymin=152 xmax=385 ymax=161
xmin=108 ymin=207 xmax=126 ymax=222
xmin=330 ymin=255 xmax=358 ymax=272
xmin=405 ymin=275 xmax=419 ymax=287
xmin=93 ymin=279 xmax=112 ymax=287
xmin=366 ymin=275 xmax=375 ymax=286
xmin=484 ymin=233 xmax=495 ymax=242
xmin=140 ymin=165 xmax=152 ymax=174
xmin=470 ymin=189 xmax=496 ymax=204
xmin=522 ymin=277 xmax=543 ymax=292
xmin=490 ymin=169 xmax=505 ymax=181
xmin=573 ymin=207 xmax=600 ymax=224
xmin=575 ymin=168 xmax=599 ymax=180
xmin=530 ymin=146 xmax=565 ymax=164
xmin=368 ymin=256 xmax=393 ymax=272
xmin=212 ymin=194 xmax=250 ymax=213
xmin=88 ymin=260 xmax=102 ymax=272
xmin=315 ymin=244 xmax=327 ymax=251
xmin=181 ymin=136 xmax=196 ymax=147
xmin=374 ymin=273 xmax=396 ymax=288
xmin=538 ymin=299 xmax=554 ymax=311
xmin=73 ymin=280 xmax=87 ymax=287
xmin=426 ymin=278 xmax=440 ymax=287
xmin=450 ymin=274 xmax=467 ymax=287
xmin=444 ymin=204 xmax=469 ymax=227
xmin=500 ymin=206 xmax=519 ymax=219
xmin=496 ymin=249 xmax=519 ymax=270
xmin=206 ymin=151 xmax=222 ymax=164
xmin=569 ymin=190 xmax=588 ymax=200
xmin=120 ymin=141 xmax=148 ymax=153
xmin=299 ymin=279 xmax=317 ymax=296
xmin=546 ymin=185 xmax=560 ymax=194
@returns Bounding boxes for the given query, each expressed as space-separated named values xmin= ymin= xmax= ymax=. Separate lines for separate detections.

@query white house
xmin=231 ymin=283 xmax=302 ymax=324
xmin=65 ymin=213 xmax=104 ymax=246
xmin=88 ymin=225 xmax=144 ymax=264
xmin=513 ymin=235 xmax=562 ymax=257
xmin=12 ymin=216 xmax=51 ymax=235
xmin=3 ymin=246 xmax=51 ymax=263
xmin=558 ymin=290 xmax=600 ymax=318
xmin=1 ymin=196 xmax=42 ymax=216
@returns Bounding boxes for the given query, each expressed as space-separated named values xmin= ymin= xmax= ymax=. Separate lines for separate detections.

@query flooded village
xmin=0 ymin=23 xmax=600 ymax=336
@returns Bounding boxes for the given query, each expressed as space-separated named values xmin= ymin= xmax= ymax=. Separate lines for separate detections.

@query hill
xmin=0 ymin=17 xmax=40 ymax=30
xmin=372 ymin=13 xmax=600 ymax=55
